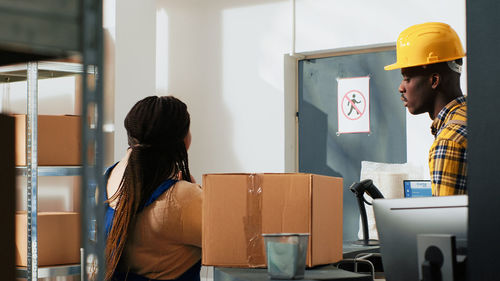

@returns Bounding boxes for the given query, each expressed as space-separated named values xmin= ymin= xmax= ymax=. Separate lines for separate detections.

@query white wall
xmin=111 ymin=0 xmax=466 ymax=182
xmin=113 ymin=0 xmax=156 ymax=160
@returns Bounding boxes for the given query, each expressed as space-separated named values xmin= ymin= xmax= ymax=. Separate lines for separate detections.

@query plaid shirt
xmin=429 ymin=96 xmax=467 ymax=196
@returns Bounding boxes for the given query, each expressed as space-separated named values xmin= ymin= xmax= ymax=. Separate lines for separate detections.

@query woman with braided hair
xmin=104 ymin=96 xmax=202 ymax=281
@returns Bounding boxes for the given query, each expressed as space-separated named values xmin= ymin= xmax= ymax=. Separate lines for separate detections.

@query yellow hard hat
xmin=384 ymin=22 xmax=465 ymax=71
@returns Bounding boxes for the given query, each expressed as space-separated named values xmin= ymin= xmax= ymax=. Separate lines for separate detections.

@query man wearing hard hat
xmin=385 ymin=22 xmax=467 ymax=196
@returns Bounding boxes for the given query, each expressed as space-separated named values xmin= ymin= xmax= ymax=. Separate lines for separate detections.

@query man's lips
xmin=400 ymin=94 xmax=408 ymax=107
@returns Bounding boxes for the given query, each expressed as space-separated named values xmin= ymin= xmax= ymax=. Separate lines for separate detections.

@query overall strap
xmin=139 ymin=179 xmax=178 ymax=211
xmin=105 ymin=178 xmax=179 ymax=237
xmin=104 ymin=162 xmax=120 ymax=200
xmin=104 ymin=162 xmax=119 ymax=237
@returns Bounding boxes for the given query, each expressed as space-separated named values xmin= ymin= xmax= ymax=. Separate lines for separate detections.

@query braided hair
xmin=105 ymin=96 xmax=191 ymax=280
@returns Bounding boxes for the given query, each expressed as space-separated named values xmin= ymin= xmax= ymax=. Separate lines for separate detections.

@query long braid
xmin=180 ymin=145 xmax=191 ymax=182
xmin=105 ymin=96 xmax=191 ymax=280
xmin=105 ymin=149 xmax=143 ymax=281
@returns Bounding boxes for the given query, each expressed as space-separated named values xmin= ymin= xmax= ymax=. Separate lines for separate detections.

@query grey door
xmin=298 ymin=48 xmax=406 ymax=241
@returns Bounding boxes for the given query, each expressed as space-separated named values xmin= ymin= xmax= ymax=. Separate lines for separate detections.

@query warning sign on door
xmin=337 ymin=76 xmax=370 ymax=134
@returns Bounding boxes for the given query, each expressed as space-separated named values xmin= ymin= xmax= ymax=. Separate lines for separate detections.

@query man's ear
xmin=430 ymin=73 xmax=441 ymax=90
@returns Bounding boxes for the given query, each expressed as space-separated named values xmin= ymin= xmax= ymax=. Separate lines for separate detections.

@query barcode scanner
xmin=349 ymin=179 xmax=384 ymax=246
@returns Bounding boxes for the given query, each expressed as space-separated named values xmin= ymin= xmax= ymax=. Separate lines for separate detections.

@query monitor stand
xmin=353 ymin=239 xmax=380 ymax=246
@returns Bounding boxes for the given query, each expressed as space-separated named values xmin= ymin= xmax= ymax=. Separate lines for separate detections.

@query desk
xmin=342 ymin=241 xmax=383 ymax=279
xmin=211 ymin=242 xmax=380 ymax=281
xmin=214 ymin=266 xmax=373 ymax=281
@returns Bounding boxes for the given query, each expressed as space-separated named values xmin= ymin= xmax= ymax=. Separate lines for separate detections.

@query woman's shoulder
xmin=146 ymin=180 xmax=201 ymax=215
xmin=170 ymin=180 xmax=202 ymax=200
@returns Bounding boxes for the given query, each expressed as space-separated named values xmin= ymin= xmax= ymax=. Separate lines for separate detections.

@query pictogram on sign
xmin=342 ymin=90 xmax=366 ymax=121
xmin=337 ymin=76 xmax=370 ymax=134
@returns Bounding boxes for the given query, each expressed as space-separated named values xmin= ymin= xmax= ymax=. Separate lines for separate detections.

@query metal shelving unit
xmin=2 ymin=61 xmax=88 ymax=279
xmin=0 ymin=61 xmax=96 ymax=82
xmin=0 ymin=1 xmax=80 ymax=66
xmin=0 ymin=1 xmax=104 ymax=280
xmin=16 ymin=264 xmax=82 ymax=279
xmin=16 ymin=166 xmax=83 ymax=177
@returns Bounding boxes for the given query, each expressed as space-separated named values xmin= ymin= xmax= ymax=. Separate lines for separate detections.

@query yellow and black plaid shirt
xmin=429 ymin=96 xmax=467 ymax=196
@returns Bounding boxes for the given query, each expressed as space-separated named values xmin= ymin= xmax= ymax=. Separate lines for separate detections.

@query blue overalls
xmin=104 ymin=164 xmax=201 ymax=281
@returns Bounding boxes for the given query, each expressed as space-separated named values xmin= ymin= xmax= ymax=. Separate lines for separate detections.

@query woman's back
xmin=105 ymin=96 xmax=201 ymax=281
xmin=121 ymin=180 xmax=202 ymax=279
xmin=107 ymin=155 xmax=202 ymax=280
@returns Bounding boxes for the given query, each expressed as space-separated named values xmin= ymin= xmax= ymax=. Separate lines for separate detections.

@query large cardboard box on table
xmin=14 ymin=114 xmax=81 ymax=166
xmin=16 ymin=212 xmax=81 ymax=266
xmin=202 ymin=173 xmax=343 ymax=268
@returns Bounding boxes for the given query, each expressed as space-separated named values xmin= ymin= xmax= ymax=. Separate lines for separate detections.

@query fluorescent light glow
xmin=156 ymin=8 xmax=169 ymax=94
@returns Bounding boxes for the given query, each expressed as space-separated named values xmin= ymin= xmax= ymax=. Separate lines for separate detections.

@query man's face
xmin=398 ymin=67 xmax=435 ymax=115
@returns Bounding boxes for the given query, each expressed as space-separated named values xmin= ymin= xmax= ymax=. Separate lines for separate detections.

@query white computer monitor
xmin=373 ymin=195 xmax=468 ymax=281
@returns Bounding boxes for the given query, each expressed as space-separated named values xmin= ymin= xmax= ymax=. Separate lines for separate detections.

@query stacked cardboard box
xmin=202 ymin=173 xmax=343 ymax=268
xmin=14 ymin=114 xmax=82 ymax=267
xmin=14 ymin=114 xmax=81 ymax=166
xmin=16 ymin=212 xmax=81 ymax=266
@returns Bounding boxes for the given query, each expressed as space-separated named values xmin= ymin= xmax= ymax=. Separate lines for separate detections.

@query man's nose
xmin=398 ymin=81 xmax=405 ymax=93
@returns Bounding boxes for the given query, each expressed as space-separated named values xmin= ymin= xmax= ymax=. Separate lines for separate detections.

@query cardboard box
xmin=16 ymin=212 xmax=81 ymax=266
xmin=14 ymin=115 xmax=81 ymax=166
xmin=0 ymin=114 xmax=16 ymax=280
xmin=202 ymin=173 xmax=343 ymax=268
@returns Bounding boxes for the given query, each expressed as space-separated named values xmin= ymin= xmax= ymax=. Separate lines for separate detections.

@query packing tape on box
xmin=243 ymin=174 xmax=265 ymax=267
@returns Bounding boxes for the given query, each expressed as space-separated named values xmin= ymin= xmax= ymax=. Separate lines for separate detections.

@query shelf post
xmin=80 ymin=0 xmax=104 ymax=280
xmin=26 ymin=61 xmax=38 ymax=281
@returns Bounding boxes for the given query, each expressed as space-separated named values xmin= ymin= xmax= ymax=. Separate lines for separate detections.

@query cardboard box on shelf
xmin=14 ymin=115 xmax=81 ymax=166
xmin=15 ymin=212 xmax=81 ymax=266
xmin=74 ymin=73 xmax=96 ymax=116
xmin=202 ymin=173 xmax=343 ymax=268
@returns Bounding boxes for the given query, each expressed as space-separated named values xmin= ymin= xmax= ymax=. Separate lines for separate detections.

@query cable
xmin=336 ymin=258 xmax=375 ymax=278
xmin=335 ymin=252 xmax=381 ymax=279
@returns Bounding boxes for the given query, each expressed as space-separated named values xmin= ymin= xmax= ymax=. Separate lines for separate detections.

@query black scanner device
xmin=349 ymin=179 xmax=384 ymax=246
